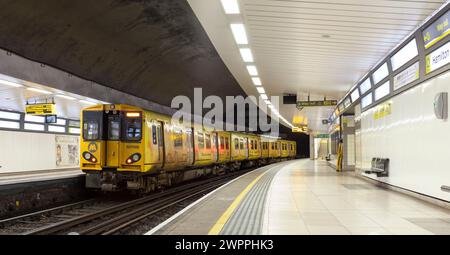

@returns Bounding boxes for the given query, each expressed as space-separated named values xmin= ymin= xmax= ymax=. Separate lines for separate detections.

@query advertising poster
xmin=55 ymin=135 xmax=80 ymax=167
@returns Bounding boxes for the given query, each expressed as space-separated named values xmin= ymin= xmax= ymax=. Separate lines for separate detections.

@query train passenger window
xmin=83 ymin=121 xmax=99 ymax=140
xmin=152 ymin=125 xmax=157 ymax=144
xmin=250 ymin=140 xmax=253 ymax=150
xmin=197 ymin=132 xmax=204 ymax=148
xmin=220 ymin=136 xmax=225 ymax=150
xmin=225 ymin=138 xmax=229 ymax=150
xmin=240 ymin=140 xmax=244 ymax=150
xmin=205 ymin=134 xmax=211 ymax=149
xmin=255 ymin=141 xmax=258 ymax=150
xmin=174 ymin=131 xmax=183 ymax=147
xmin=271 ymin=143 xmax=274 ymax=150
xmin=234 ymin=138 xmax=239 ymax=150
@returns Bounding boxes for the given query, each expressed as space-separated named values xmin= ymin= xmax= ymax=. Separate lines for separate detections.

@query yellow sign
xmin=373 ymin=102 xmax=392 ymax=120
xmin=25 ymin=103 xmax=56 ymax=115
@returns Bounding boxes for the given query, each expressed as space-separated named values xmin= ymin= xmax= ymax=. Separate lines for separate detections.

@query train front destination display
xmin=0 ymin=0 xmax=449 ymax=252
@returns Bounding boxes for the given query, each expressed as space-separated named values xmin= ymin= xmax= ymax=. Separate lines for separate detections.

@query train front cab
xmin=80 ymin=104 xmax=146 ymax=190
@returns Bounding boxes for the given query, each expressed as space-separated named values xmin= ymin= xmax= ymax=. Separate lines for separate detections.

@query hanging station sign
xmin=25 ymin=103 xmax=56 ymax=115
xmin=296 ymin=100 xmax=337 ymax=108
xmin=426 ymin=41 xmax=450 ymax=74
xmin=393 ymin=62 xmax=419 ymax=91
xmin=423 ymin=9 xmax=450 ymax=49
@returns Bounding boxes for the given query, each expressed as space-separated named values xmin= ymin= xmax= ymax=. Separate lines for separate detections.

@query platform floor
xmin=148 ymin=159 xmax=450 ymax=235
xmin=0 ymin=168 xmax=83 ymax=185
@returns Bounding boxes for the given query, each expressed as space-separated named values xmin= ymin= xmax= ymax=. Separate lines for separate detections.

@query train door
xmin=212 ymin=132 xmax=218 ymax=162
xmin=245 ymin=137 xmax=249 ymax=158
xmin=157 ymin=122 xmax=164 ymax=167
xmin=106 ymin=113 xmax=121 ymax=168
xmin=148 ymin=121 xmax=164 ymax=166
xmin=186 ymin=128 xmax=194 ymax=165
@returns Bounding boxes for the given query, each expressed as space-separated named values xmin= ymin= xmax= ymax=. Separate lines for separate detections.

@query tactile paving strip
xmin=220 ymin=167 xmax=280 ymax=235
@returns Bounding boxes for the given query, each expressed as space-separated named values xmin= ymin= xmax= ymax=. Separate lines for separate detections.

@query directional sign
xmin=423 ymin=9 xmax=450 ymax=49
xmin=25 ymin=103 xmax=56 ymax=115
xmin=296 ymin=100 xmax=337 ymax=108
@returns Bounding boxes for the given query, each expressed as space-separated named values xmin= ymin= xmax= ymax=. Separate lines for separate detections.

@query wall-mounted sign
xmin=394 ymin=62 xmax=419 ymax=91
xmin=292 ymin=126 xmax=307 ymax=133
xmin=423 ymin=9 xmax=450 ymax=49
xmin=297 ymin=100 xmax=337 ymax=108
xmin=315 ymin=134 xmax=329 ymax=139
xmin=373 ymin=102 xmax=392 ymax=120
xmin=426 ymin=41 xmax=450 ymax=74
xmin=55 ymin=135 xmax=79 ymax=167
xmin=343 ymin=98 xmax=351 ymax=108
xmin=25 ymin=103 xmax=56 ymax=115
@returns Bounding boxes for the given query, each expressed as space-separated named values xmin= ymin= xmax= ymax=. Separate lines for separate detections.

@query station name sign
xmin=25 ymin=103 xmax=56 ymax=115
xmin=423 ymin=9 xmax=450 ymax=49
xmin=296 ymin=100 xmax=337 ymax=108
xmin=426 ymin=41 xmax=450 ymax=74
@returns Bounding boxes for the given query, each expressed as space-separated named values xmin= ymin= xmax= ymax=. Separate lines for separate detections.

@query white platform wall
xmin=0 ymin=130 xmax=79 ymax=173
xmin=360 ymin=70 xmax=450 ymax=202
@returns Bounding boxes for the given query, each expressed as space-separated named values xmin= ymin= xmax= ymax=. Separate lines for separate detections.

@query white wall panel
xmin=0 ymin=131 xmax=79 ymax=173
xmin=360 ymin=70 xmax=450 ymax=201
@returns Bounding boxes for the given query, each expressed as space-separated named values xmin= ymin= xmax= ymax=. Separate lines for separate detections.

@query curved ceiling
xmin=188 ymin=0 xmax=447 ymax=132
xmin=0 ymin=0 xmax=246 ymax=107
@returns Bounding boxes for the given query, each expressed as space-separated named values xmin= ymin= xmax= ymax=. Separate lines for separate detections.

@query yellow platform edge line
xmin=208 ymin=169 xmax=271 ymax=235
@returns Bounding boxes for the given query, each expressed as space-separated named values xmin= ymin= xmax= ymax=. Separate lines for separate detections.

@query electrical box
xmin=434 ymin=92 xmax=448 ymax=120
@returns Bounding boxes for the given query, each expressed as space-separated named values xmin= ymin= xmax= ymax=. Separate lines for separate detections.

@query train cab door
xmin=106 ymin=114 xmax=121 ymax=168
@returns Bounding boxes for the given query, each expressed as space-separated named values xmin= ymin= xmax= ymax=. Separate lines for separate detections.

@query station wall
xmin=0 ymin=130 xmax=79 ymax=173
xmin=360 ymin=70 xmax=450 ymax=202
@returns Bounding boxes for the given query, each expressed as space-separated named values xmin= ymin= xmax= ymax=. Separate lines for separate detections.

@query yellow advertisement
xmin=373 ymin=102 xmax=392 ymax=120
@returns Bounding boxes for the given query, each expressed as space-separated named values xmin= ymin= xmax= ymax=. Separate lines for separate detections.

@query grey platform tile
xmin=220 ymin=168 xmax=279 ymax=235
xmin=406 ymin=218 xmax=450 ymax=235
xmin=342 ymin=184 xmax=381 ymax=190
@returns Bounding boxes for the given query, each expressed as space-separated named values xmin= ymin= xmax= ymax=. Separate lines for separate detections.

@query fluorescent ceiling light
xmin=27 ymin=87 xmax=52 ymax=94
xmin=260 ymin=94 xmax=268 ymax=100
xmin=80 ymin=99 xmax=97 ymax=105
xmin=220 ymin=0 xmax=240 ymax=14
xmin=256 ymin=87 xmax=265 ymax=94
xmin=230 ymin=24 xmax=248 ymax=45
xmin=252 ymin=77 xmax=262 ymax=86
xmin=240 ymin=48 xmax=254 ymax=62
xmin=0 ymin=79 xmax=23 ymax=87
xmin=247 ymin=65 xmax=258 ymax=76
xmin=56 ymin=94 xmax=76 ymax=100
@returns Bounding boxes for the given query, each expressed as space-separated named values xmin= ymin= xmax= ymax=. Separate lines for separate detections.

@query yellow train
xmin=80 ymin=104 xmax=297 ymax=192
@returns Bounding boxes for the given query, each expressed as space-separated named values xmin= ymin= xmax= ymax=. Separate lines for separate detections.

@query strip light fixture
xmin=246 ymin=65 xmax=258 ymax=76
xmin=252 ymin=77 xmax=262 ymax=86
xmin=256 ymin=87 xmax=265 ymax=94
xmin=79 ymin=99 xmax=97 ymax=105
xmin=239 ymin=48 xmax=254 ymax=62
xmin=230 ymin=24 xmax=248 ymax=45
xmin=56 ymin=94 xmax=76 ymax=100
xmin=0 ymin=79 xmax=23 ymax=87
xmin=220 ymin=0 xmax=240 ymax=14
xmin=220 ymin=0 xmax=294 ymax=130
xmin=26 ymin=87 xmax=52 ymax=95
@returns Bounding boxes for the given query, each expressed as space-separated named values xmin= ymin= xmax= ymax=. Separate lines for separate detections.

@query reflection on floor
xmin=262 ymin=160 xmax=450 ymax=235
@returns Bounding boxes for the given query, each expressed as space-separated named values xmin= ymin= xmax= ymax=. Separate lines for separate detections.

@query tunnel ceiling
xmin=0 ymin=0 xmax=246 ymax=107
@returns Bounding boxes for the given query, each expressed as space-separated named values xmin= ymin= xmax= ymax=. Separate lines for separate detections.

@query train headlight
xmin=83 ymin=152 xmax=97 ymax=163
xmin=126 ymin=153 xmax=141 ymax=164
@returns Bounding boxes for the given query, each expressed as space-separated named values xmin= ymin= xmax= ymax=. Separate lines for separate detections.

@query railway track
xmin=0 ymin=170 xmax=249 ymax=235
